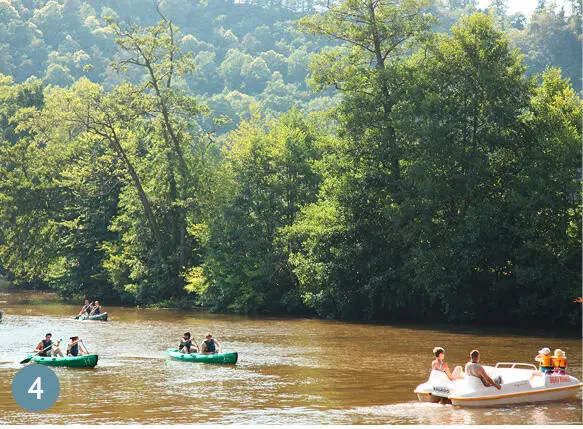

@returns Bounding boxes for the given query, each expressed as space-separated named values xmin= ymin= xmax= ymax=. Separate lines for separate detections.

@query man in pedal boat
xmin=200 ymin=333 xmax=222 ymax=355
xmin=179 ymin=332 xmax=198 ymax=354
xmin=465 ymin=349 xmax=502 ymax=390
xmin=35 ymin=333 xmax=64 ymax=357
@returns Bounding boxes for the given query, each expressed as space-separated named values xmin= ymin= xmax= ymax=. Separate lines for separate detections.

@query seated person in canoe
xmin=78 ymin=299 xmax=93 ymax=316
xmin=35 ymin=333 xmax=64 ymax=357
xmin=200 ymin=333 xmax=222 ymax=355
xmin=90 ymin=300 xmax=102 ymax=316
xmin=465 ymin=349 xmax=501 ymax=389
xmin=67 ymin=336 xmax=86 ymax=356
xmin=179 ymin=332 xmax=198 ymax=354
xmin=431 ymin=346 xmax=463 ymax=380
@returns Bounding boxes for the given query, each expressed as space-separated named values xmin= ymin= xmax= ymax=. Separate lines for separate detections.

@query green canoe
xmin=28 ymin=354 xmax=99 ymax=368
xmin=166 ymin=348 xmax=238 ymax=364
xmin=76 ymin=312 xmax=108 ymax=321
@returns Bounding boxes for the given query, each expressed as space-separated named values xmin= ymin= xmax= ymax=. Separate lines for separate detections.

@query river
xmin=1 ymin=289 xmax=581 ymax=424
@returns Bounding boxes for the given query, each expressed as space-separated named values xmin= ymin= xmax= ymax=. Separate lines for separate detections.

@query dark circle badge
xmin=12 ymin=364 xmax=60 ymax=412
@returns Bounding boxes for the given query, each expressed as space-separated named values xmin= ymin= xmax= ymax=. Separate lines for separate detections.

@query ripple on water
xmin=1 ymin=299 xmax=582 ymax=425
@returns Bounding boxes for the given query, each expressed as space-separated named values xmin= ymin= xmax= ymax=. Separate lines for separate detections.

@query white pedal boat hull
xmin=414 ymin=363 xmax=582 ymax=407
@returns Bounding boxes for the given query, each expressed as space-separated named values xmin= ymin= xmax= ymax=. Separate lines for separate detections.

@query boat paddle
xmin=20 ymin=338 xmax=62 ymax=364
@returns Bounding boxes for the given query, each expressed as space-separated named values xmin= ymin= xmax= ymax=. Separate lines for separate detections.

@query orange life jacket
xmin=537 ymin=354 xmax=552 ymax=367
xmin=552 ymin=356 xmax=567 ymax=368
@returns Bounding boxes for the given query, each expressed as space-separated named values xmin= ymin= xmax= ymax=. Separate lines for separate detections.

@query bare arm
xmin=479 ymin=366 xmax=501 ymax=390
xmin=442 ymin=363 xmax=455 ymax=381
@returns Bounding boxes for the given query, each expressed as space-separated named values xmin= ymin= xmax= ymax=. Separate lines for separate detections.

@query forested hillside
xmin=0 ymin=0 xmax=581 ymax=328
xmin=1 ymin=0 xmax=581 ymax=128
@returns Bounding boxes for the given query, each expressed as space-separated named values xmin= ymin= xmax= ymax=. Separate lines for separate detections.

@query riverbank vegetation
xmin=0 ymin=0 xmax=581 ymax=328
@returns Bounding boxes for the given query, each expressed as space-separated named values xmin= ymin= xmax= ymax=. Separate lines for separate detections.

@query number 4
xmin=28 ymin=377 xmax=44 ymax=400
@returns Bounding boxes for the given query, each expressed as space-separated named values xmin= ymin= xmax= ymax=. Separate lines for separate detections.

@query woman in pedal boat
xmin=431 ymin=347 xmax=463 ymax=380
xmin=200 ymin=333 xmax=222 ymax=355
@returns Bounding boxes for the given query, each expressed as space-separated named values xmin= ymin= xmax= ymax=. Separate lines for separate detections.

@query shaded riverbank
xmin=2 ymin=282 xmax=581 ymax=338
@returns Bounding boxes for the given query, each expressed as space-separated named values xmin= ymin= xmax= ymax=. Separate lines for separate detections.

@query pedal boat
xmin=414 ymin=362 xmax=582 ymax=407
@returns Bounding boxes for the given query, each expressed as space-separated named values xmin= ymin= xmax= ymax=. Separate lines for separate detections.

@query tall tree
xmin=506 ymin=68 xmax=582 ymax=326
xmin=109 ymin=14 xmax=213 ymax=297
xmin=288 ymin=0 xmax=435 ymax=319
xmin=200 ymin=110 xmax=323 ymax=313
xmin=396 ymin=13 xmax=532 ymax=322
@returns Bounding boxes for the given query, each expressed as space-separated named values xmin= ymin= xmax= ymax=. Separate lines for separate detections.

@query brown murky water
xmin=0 ymin=290 xmax=581 ymax=424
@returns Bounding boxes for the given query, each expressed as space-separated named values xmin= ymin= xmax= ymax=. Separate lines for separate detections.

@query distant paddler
xmin=200 ymin=333 xmax=222 ymax=355
xmin=78 ymin=299 xmax=93 ymax=317
xmin=90 ymin=300 xmax=102 ymax=316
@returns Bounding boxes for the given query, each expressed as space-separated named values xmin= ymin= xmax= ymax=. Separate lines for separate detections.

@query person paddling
xmin=200 ymin=333 xmax=222 ymax=355
xmin=90 ymin=301 xmax=102 ymax=316
xmin=67 ymin=336 xmax=86 ymax=357
xmin=78 ymin=299 xmax=93 ymax=316
xmin=35 ymin=333 xmax=63 ymax=357
xmin=178 ymin=332 xmax=198 ymax=354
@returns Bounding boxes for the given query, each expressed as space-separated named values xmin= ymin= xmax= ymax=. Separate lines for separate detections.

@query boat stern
xmin=414 ymin=370 xmax=455 ymax=403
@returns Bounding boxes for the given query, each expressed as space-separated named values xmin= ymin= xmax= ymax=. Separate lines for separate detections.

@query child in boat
xmin=200 ymin=333 xmax=222 ymax=355
xmin=35 ymin=333 xmax=64 ymax=357
xmin=551 ymin=349 xmax=567 ymax=374
xmin=535 ymin=347 xmax=553 ymax=374
xmin=431 ymin=346 xmax=463 ymax=380
xmin=67 ymin=336 xmax=86 ymax=357
xmin=179 ymin=332 xmax=197 ymax=354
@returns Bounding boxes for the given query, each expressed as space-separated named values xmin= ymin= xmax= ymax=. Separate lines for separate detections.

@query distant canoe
xmin=28 ymin=354 xmax=98 ymax=368
xmin=166 ymin=348 xmax=238 ymax=364
xmin=76 ymin=312 xmax=108 ymax=321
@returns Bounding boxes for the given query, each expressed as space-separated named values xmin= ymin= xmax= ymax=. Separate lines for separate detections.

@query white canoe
xmin=414 ymin=362 xmax=582 ymax=407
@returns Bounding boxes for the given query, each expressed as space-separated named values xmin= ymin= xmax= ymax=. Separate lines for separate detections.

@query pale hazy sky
xmin=477 ymin=0 xmax=572 ymax=16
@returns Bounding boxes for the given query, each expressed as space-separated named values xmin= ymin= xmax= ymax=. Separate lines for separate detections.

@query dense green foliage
xmin=0 ymin=0 xmax=580 ymax=127
xmin=0 ymin=0 xmax=580 ymax=328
